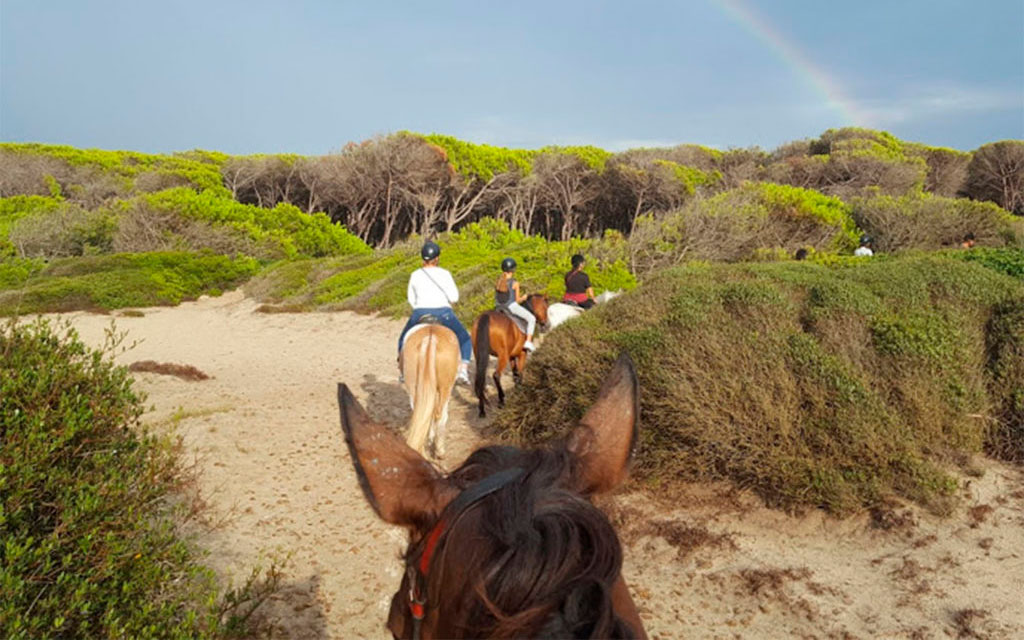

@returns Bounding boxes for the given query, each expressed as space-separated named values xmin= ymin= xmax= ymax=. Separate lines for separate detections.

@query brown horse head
xmin=524 ymin=293 xmax=550 ymax=329
xmin=338 ymin=354 xmax=645 ymax=639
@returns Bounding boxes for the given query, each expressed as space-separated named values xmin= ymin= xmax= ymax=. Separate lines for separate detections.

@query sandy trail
xmin=54 ymin=290 xmax=1024 ymax=639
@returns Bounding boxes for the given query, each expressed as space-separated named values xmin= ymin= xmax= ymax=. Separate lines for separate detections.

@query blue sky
xmin=1 ymin=0 xmax=1021 ymax=154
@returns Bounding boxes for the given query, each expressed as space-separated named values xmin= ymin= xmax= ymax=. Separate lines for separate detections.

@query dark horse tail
xmin=474 ymin=313 xmax=490 ymax=414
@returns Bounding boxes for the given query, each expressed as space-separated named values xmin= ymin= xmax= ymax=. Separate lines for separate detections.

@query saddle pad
xmin=499 ymin=308 xmax=530 ymax=335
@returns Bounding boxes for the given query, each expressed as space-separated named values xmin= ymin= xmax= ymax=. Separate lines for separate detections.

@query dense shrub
xmin=0 ymin=257 xmax=46 ymax=288
xmin=494 ymin=256 xmax=1024 ymax=514
xmin=246 ymin=218 xmax=636 ymax=323
xmin=765 ymin=128 xmax=929 ymax=198
xmin=8 ymin=202 xmax=117 ymax=258
xmin=111 ymin=200 xmax=264 ymax=256
xmin=630 ymin=182 xmax=860 ymax=273
xmin=0 ymin=251 xmax=260 ymax=315
xmin=904 ymin=143 xmax=971 ymax=197
xmin=0 ymin=196 xmax=64 ymax=257
xmin=953 ymin=247 xmax=1024 ymax=278
xmin=985 ymin=300 xmax=1024 ymax=461
xmin=851 ymin=192 xmax=1015 ymax=252
xmin=0 ymin=143 xmax=230 ymax=198
xmin=0 ymin=319 xmax=272 ymax=638
xmin=421 ymin=134 xmax=535 ymax=180
xmin=139 ymin=188 xmax=370 ymax=259
xmin=963 ymin=140 xmax=1024 ymax=213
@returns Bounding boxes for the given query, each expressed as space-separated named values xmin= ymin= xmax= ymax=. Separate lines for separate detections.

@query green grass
xmin=494 ymin=254 xmax=1024 ymax=514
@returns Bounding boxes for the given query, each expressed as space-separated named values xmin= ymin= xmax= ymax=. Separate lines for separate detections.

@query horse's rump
xmin=402 ymin=325 xmax=459 ymax=456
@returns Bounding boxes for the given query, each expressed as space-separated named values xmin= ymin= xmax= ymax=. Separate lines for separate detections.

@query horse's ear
xmin=565 ymin=353 xmax=640 ymax=495
xmin=338 ymin=384 xmax=450 ymax=528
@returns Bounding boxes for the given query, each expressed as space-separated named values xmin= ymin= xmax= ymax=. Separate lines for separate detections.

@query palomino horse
xmin=401 ymin=324 xmax=459 ymax=459
xmin=547 ymin=289 xmax=622 ymax=331
xmin=471 ymin=293 xmax=549 ymax=418
xmin=337 ymin=354 xmax=646 ymax=639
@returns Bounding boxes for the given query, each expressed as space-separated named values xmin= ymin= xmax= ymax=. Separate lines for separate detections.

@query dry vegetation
xmin=496 ymin=255 xmax=1024 ymax=514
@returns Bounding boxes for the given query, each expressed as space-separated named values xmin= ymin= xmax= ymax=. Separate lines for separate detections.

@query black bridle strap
xmin=410 ymin=467 xmax=526 ymax=631
xmin=419 ymin=466 xmax=525 ymax=576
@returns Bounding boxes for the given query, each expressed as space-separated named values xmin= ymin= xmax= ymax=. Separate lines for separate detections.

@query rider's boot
xmin=523 ymin=336 xmax=536 ymax=352
xmin=456 ymin=361 xmax=470 ymax=385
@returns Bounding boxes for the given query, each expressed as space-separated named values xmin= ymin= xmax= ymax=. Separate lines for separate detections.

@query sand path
xmin=55 ymin=290 xmax=1024 ymax=639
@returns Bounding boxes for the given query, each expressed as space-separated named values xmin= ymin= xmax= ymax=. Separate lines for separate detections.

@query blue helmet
xmin=421 ymin=241 xmax=441 ymax=261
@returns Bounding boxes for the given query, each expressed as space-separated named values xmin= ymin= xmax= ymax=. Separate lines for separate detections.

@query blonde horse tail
xmin=406 ymin=330 xmax=438 ymax=455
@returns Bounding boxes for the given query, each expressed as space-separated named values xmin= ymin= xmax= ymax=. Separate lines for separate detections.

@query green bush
xmin=494 ymin=255 xmax=1024 ymax=514
xmin=0 ymin=319 xmax=272 ymax=638
xmin=140 ymin=188 xmax=370 ymax=259
xmin=419 ymin=133 xmax=535 ymax=180
xmin=0 ymin=258 xmax=46 ymax=289
xmin=0 ymin=143 xmax=230 ymax=196
xmin=986 ymin=300 xmax=1024 ymax=461
xmin=851 ymin=192 xmax=1014 ymax=252
xmin=0 ymin=252 xmax=260 ymax=315
xmin=630 ymin=182 xmax=861 ymax=273
xmin=247 ymin=218 xmax=637 ymax=323
xmin=8 ymin=202 xmax=118 ymax=258
xmin=954 ymin=247 xmax=1024 ymax=278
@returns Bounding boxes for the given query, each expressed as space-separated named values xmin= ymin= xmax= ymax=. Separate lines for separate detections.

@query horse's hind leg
xmin=493 ymin=354 xmax=508 ymax=407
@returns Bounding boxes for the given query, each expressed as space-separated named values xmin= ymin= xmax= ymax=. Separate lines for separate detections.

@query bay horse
xmin=471 ymin=293 xmax=550 ymax=417
xmin=401 ymin=324 xmax=459 ymax=459
xmin=338 ymin=354 xmax=646 ymax=639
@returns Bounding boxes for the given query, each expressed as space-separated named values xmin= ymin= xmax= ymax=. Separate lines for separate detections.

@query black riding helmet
xmin=859 ymin=234 xmax=872 ymax=245
xmin=421 ymin=241 xmax=441 ymax=261
xmin=571 ymin=254 xmax=585 ymax=268
xmin=501 ymin=257 xmax=517 ymax=272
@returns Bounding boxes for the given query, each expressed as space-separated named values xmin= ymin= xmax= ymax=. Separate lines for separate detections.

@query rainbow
xmin=712 ymin=0 xmax=867 ymax=126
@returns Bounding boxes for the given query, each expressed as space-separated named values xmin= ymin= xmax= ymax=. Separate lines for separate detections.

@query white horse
xmin=546 ymin=290 xmax=621 ymax=331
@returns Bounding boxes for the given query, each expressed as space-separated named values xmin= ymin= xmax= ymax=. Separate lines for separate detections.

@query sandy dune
xmin=53 ymin=290 xmax=1024 ymax=639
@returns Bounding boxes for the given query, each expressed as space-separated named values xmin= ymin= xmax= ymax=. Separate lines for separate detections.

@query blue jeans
xmin=398 ymin=307 xmax=472 ymax=362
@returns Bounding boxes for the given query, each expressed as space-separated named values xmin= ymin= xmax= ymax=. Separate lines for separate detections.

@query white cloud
xmin=853 ymin=84 xmax=1023 ymax=126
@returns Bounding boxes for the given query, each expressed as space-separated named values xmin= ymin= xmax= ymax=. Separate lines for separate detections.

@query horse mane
xmin=405 ymin=445 xmax=636 ymax=639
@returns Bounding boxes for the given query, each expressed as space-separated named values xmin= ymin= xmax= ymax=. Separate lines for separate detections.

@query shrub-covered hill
xmin=246 ymin=218 xmax=637 ymax=324
xmin=494 ymin=251 xmax=1024 ymax=514
xmin=0 ymin=252 xmax=261 ymax=315
xmin=1 ymin=131 xmax=1020 ymax=316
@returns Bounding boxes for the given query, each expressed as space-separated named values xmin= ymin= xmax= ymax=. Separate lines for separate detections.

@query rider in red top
xmin=563 ymin=254 xmax=596 ymax=309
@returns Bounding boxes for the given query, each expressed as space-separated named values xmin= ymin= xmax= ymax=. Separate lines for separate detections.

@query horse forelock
xmin=398 ymin=445 xmax=635 ymax=639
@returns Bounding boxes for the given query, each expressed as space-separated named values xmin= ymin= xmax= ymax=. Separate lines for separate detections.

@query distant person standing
xmin=961 ymin=233 xmax=976 ymax=249
xmin=563 ymin=254 xmax=596 ymax=309
xmin=854 ymin=235 xmax=874 ymax=257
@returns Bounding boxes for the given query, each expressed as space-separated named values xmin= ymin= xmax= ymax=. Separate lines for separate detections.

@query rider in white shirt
xmin=397 ymin=242 xmax=472 ymax=384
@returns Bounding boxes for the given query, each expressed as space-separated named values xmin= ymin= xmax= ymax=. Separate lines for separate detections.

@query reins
xmin=407 ymin=466 xmax=525 ymax=640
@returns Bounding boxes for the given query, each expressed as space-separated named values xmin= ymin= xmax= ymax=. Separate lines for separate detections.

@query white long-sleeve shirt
xmin=407 ymin=266 xmax=460 ymax=309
